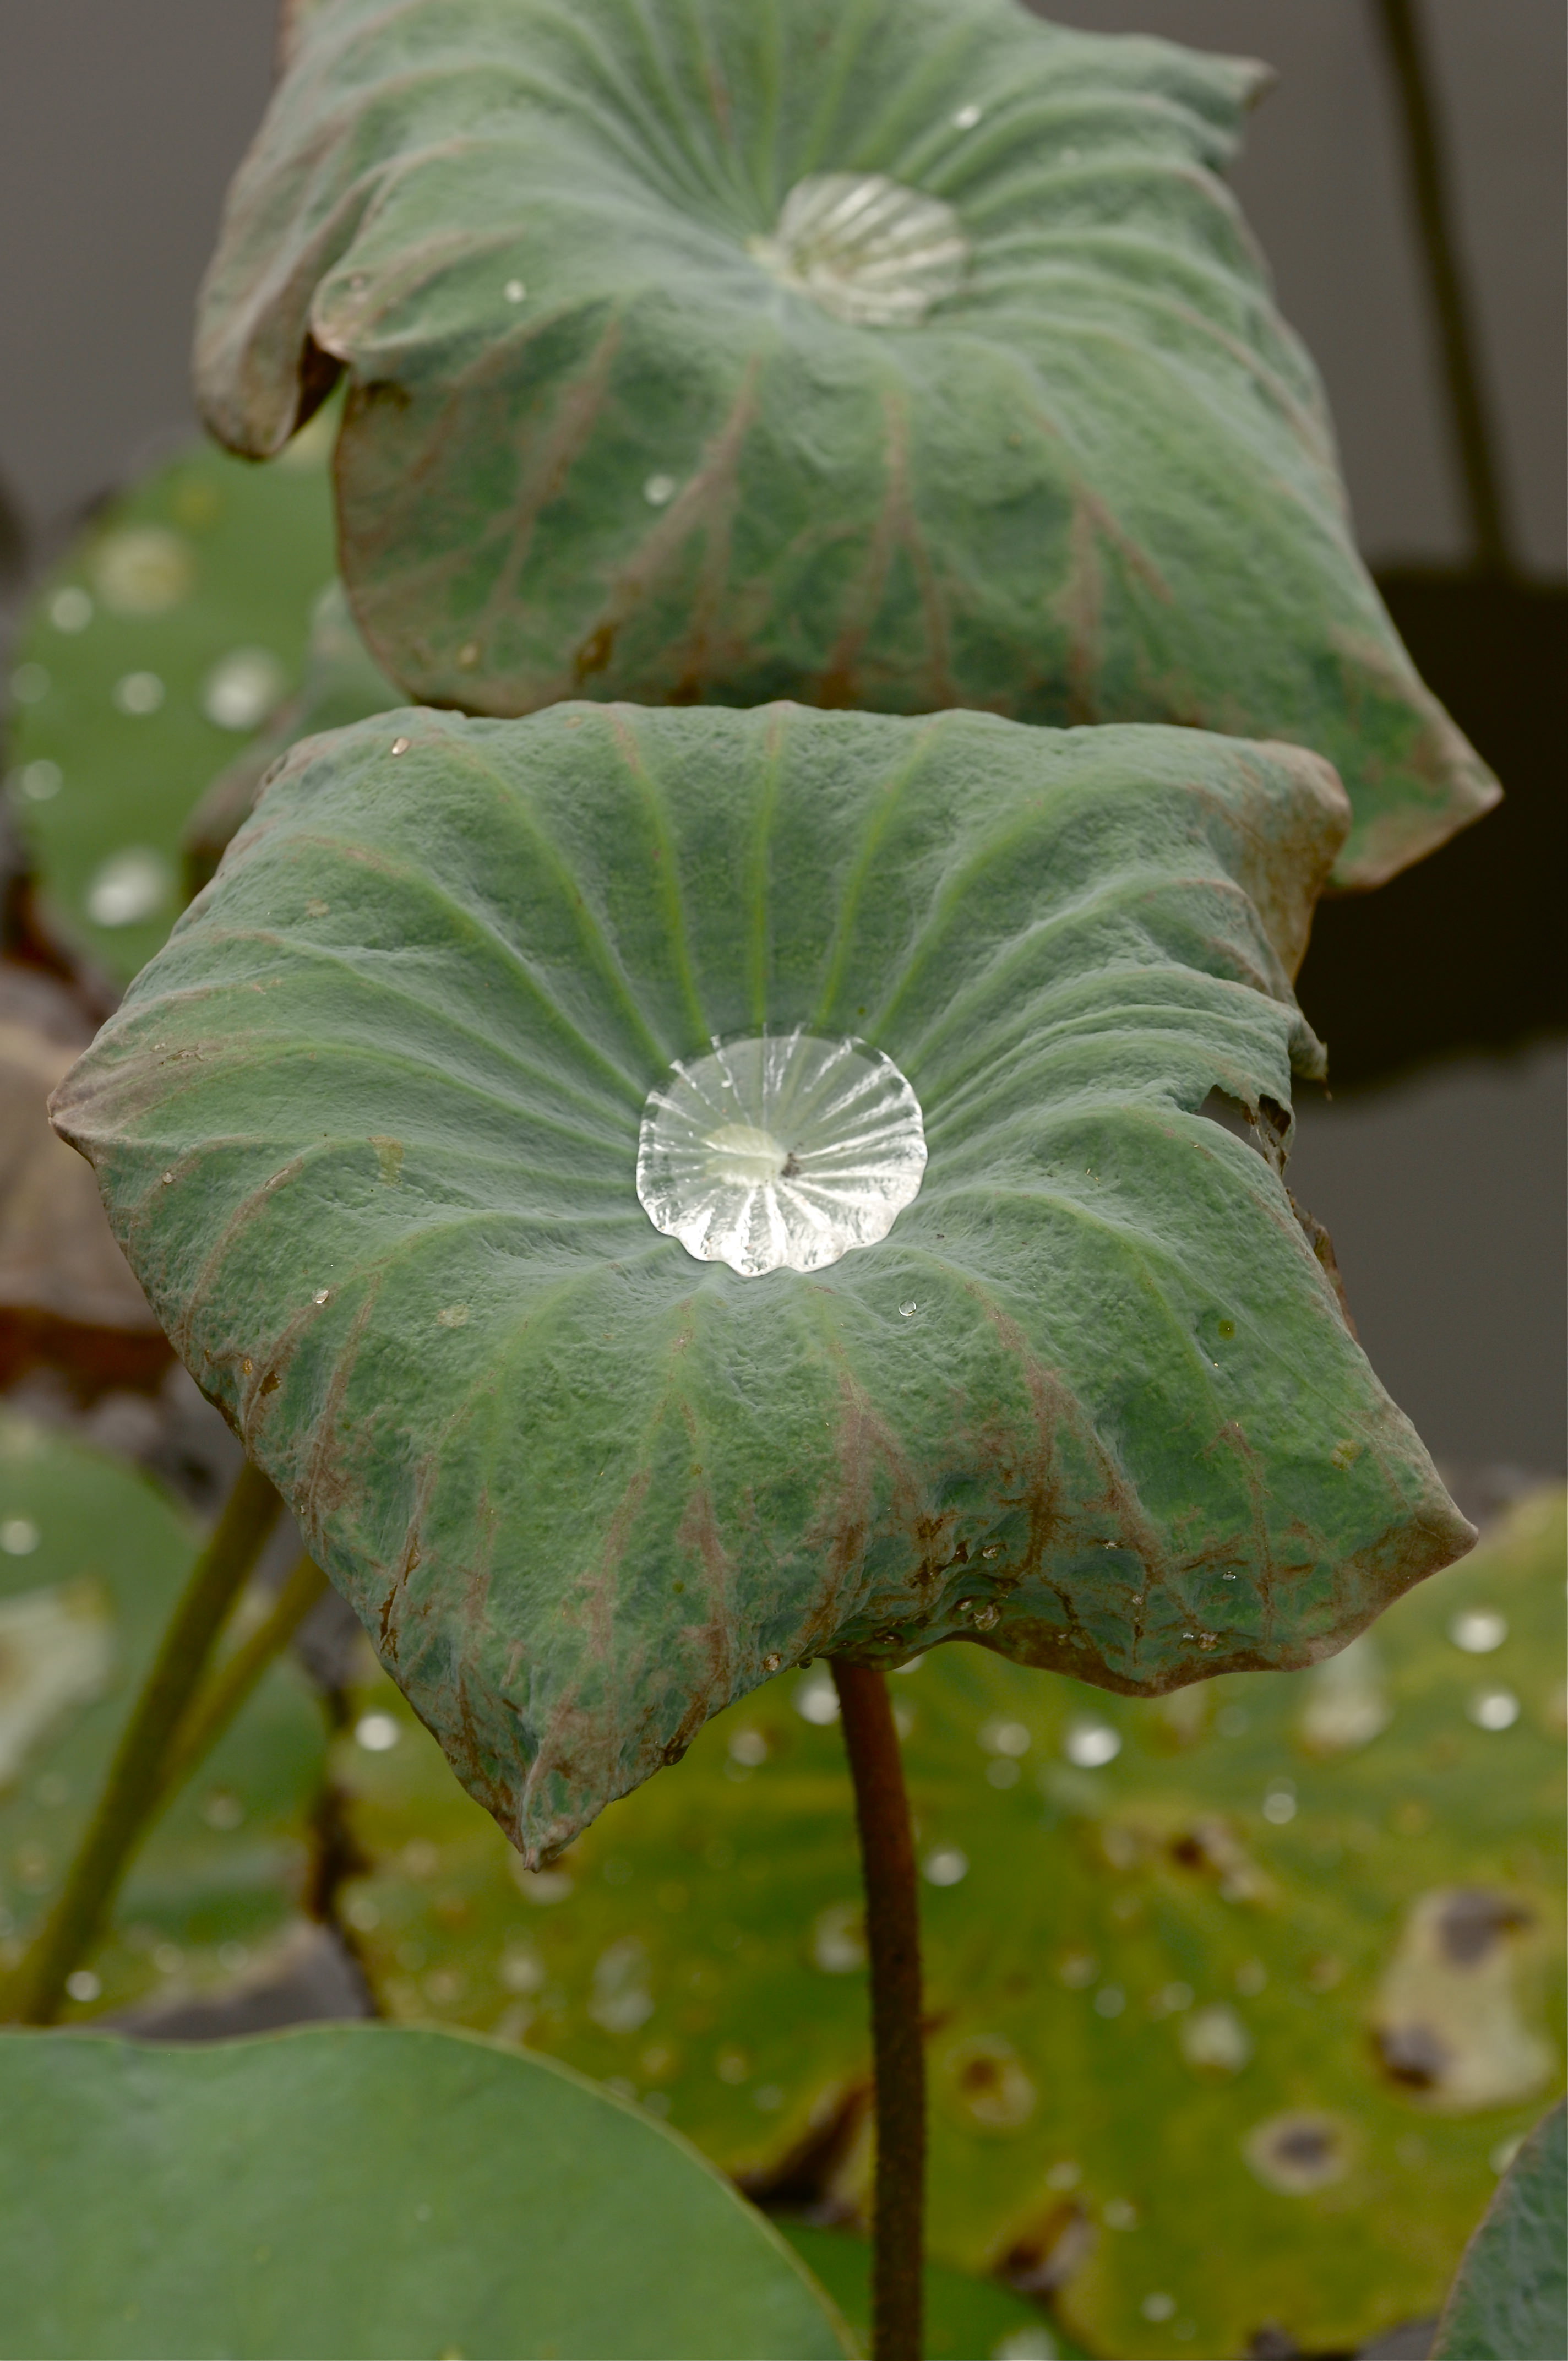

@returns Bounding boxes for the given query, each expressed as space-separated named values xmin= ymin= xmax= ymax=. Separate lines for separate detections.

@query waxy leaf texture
xmin=197 ymin=0 xmax=1495 ymax=889
xmin=54 ymin=706 xmax=1472 ymax=1856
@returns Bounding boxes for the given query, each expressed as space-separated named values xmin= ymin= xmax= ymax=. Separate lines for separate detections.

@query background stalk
xmin=156 ymin=1550 xmax=329 ymax=1804
xmin=1374 ymin=0 xmax=1512 ymax=574
xmin=831 ymin=1658 xmax=925 ymax=2361
xmin=0 ymin=1457 xmax=282 ymax=2025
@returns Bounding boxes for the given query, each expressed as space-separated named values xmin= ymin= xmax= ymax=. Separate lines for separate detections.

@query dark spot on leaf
xmin=574 ymin=624 xmax=616 ymax=679
xmin=998 ymin=2200 xmax=1096 ymax=2296
xmin=1436 ymin=1888 xmax=1529 ymax=1967
xmin=1376 ymin=2022 xmax=1451 ymax=2087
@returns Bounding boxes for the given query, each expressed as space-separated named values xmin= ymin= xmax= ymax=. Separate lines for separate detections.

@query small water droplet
xmin=952 ymin=102 xmax=983 ymax=129
xmin=981 ymin=1543 xmax=1000 ymax=1559
xmin=898 ymin=1298 xmax=918 ymax=1318
xmin=1468 ymin=1687 xmax=1520 ymax=1731
xmin=1 ymin=1517 xmax=40 ymax=1555
xmin=355 ymin=1711 xmax=401 ymax=1752
xmin=794 ymin=1671 xmax=841 ymax=1725
xmin=313 ymin=1288 xmax=330 ymax=1306
xmin=812 ymin=1901 xmax=867 ymax=1974
xmin=390 ymin=735 xmax=411 ymax=755
xmin=971 ymin=1601 xmax=999 ymax=1630
xmin=457 ymin=640 xmax=481 ymax=667
xmin=85 ymin=847 xmax=172 ymax=928
xmin=203 ymin=646 xmax=286 ymax=731
xmin=643 ymin=472 xmax=678 ymax=506
xmin=1221 ymin=1571 xmax=1238 ymax=1581
xmin=761 ymin=1651 xmax=782 ymax=1674
xmin=1063 ymin=1718 xmax=1120 ymax=1769
xmin=1450 ymin=1608 xmax=1507 ymax=1653
xmin=923 ymin=1847 xmax=968 ymax=1886
xmin=48 ymin=585 xmax=94 ymax=633
xmin=161 ymin=1170 xmax=175 ymax=1186
xmin=64 ymin=1970 xmax=101 ymax=2004
xmin=504 ymin=279 xmax=526 ymax=302
xmin=15 ymin=758 xmax=63 ymax=801
xmin=113 ymin=670 xmax=165 ymax=716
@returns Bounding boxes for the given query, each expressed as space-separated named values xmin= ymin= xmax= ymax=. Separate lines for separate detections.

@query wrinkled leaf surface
xmin=1431 ymin=2097 xmax=1567 ymax=2361
xmin=195 ymin=0 xmax=1495 ymax=888
xmin=0 ymin=2023 xmax=851 ymax=2360
xmin=55 ymin=705 xmax=1471 ymax=1857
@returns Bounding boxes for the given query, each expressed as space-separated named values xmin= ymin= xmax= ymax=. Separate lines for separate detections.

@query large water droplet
xmin=637 ymin=1031 xmax=925 ymax=1276
xmin=748 ymin=173 xmax=968 ymax=327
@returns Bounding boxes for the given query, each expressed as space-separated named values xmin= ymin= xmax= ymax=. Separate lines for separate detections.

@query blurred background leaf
xmin=0 ymin=1409 xmax=329 ymax=2017
xmin=0 ymin=2022 xmax=853 ymax=2360
xmin=331 ymin=1488 xmax=1565 ymax=2360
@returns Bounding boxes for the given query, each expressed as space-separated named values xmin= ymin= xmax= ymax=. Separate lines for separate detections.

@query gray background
xmin=1 ymin=0 xmax=1563 ymax=1472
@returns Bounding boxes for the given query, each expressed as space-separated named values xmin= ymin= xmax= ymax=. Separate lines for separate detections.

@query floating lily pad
xmin=196 ymin=0 xmax=1494 ymax=886
xmin=55 ymin=705 xmax=1470 ymax=1859
xmin=4 ymin=425 xmax=337 ymax=983
xmin=332 ymin=1488 xmax=1565 ymax=2361
xmin=0 ymin=2022 xmax=852 ymax=2359
xmin=1431 ymin=2097 xmax=1567 ymax=2361
xmin=0 ymin=1411 xmax=328 ymax=2015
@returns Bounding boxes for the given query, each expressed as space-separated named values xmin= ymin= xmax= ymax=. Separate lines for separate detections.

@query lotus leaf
xmin=1431 ymin=2098 xmax=1567 ymax=2361
xmin=0 ymin=2023 xmax=852 ymax=2359
xmin=194 ymin=0 xmax=1496 ymax=890
xmin=4 ymin=426 xmax=336 ymax=984
xmin=53 ymin=704 xmax=1471 ymax=1859
xmin=333 ymin=1488 xmax=1566 ymax=2360
xmin=0 ymin=1411 xmax=328 ymax=2016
